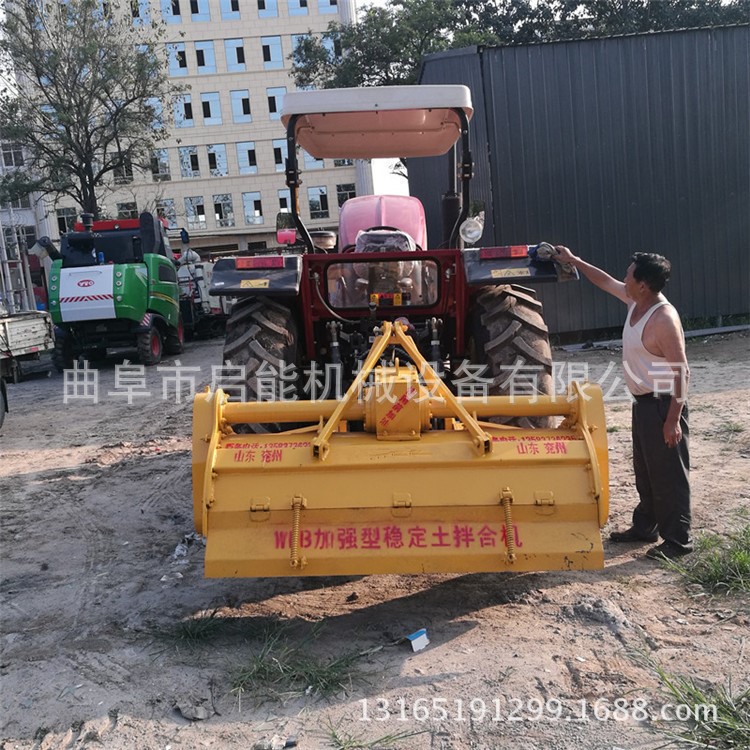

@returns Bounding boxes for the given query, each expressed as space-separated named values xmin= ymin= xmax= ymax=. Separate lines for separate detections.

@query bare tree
xmin=0 ymin=0 xmax=179 ymax=218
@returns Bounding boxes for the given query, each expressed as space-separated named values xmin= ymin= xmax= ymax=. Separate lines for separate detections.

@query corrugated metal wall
xmin=413 ymin=26 xmax=750 ymax=333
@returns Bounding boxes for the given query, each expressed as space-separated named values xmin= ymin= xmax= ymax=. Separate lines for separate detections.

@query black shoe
xmin=645 ymin=541 xmax=693 ymax=561
xmin=609 ymin=527 xmax=659 ymax=543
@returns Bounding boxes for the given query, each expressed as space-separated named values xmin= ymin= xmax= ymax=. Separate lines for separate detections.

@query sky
xmin=372 ymin=159 xmax=410 ymax=195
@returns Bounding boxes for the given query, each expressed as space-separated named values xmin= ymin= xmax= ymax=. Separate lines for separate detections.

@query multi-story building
xmin=52 ymin=0 xmax=368 ymax=255
xmin=1 ymin=68 xmax=54 ymax=293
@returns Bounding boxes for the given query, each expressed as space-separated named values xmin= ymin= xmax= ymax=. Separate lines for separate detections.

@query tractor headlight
xmin=459 ymin=212 xmax=485 ymax=246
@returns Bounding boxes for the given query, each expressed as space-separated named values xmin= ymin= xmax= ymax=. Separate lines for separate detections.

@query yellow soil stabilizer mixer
xmin=193 ymin=321 xmax=609 ymax=578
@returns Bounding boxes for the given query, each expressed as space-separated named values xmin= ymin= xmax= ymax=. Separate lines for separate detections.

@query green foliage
xmin=160 ymin=610 xmax=226 ymax=648
xmin=292 ymin=0 xmax=464 ymax=88
xmin=231 ymin=624 xmax=377 ymax=704
xmin=325 ymin=720 xmax=428 ymax=750
xmin=0 ymin=0 xmax=178 ymax=217
xmin=665 ymin=525 xmax=750 ymax=595
xmin=291 ymin=0 xmax=750 ymax=89
xmin=652 ymin=661 xmax=750 ymax=748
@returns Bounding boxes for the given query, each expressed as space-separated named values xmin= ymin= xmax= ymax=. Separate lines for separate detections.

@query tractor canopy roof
xmin=280 ymin=85 xmax=473 ymax=159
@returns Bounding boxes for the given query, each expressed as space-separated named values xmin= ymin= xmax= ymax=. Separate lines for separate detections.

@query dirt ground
xmin=1 ymin=330 xmax=748 ymax=750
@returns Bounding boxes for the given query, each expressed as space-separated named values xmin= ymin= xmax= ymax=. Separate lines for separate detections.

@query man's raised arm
xmin=554 ymin=246 xmax=630 ymax=304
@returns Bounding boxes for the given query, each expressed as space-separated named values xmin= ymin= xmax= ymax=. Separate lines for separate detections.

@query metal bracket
xmin=250 ymin=501 xmax=270 ymax=522
xmin=534 ymin=492 xmax=555 ymax=507
xmin=311 ymin=321 xmax=492 ymax=460
xmin=392 ymin=492 xmax=413 ymax=517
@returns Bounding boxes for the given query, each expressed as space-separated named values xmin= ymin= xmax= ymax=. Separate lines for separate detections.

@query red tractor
xmin=210 ymin=85 xmax=575 ymax=426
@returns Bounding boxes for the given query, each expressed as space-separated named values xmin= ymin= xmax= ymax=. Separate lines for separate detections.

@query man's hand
xmin=663 ymin=418 xmax=683 ymax=448
xmin=554 ymin=245 xmax=577 ymax=265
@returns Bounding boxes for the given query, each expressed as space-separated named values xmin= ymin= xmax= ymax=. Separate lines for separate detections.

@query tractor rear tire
xmin=137 ymin=326 xmax=163 ymax=366
xmin=470 ymin=284 xmax=555 ymax=429
xmin=52 ymin=332 xmax=76 ymax=372
xmin=221 ymin=298 xmax=299 ymax=433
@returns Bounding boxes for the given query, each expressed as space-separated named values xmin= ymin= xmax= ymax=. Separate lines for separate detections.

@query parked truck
xmin=0 ymin=242 xmax=54 ymax=429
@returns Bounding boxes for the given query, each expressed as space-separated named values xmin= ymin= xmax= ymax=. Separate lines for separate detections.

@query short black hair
xmin=630 ymin=252 xmax=671 ymax=293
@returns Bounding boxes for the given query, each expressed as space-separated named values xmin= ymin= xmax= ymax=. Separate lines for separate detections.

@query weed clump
xmin=665 ymin=526 xmax=750 ymax=595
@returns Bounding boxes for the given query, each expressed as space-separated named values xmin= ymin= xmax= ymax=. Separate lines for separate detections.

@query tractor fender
xmin=462 ymin=246 xmax=578 ymax=286
xmin=209 ymin=256 xmax=302 ymax=297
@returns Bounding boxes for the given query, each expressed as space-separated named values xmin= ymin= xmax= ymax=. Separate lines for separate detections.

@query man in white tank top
xmin=554 ymin=247 xmax=692 ymax=560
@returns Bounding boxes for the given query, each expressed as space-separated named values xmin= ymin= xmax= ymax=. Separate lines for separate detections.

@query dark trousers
xmin=631 ymin=396 xmax=692 ymax=549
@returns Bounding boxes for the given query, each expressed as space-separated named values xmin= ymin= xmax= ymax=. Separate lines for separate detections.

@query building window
xmin=334 ymin=158 xmax=353 ymax=167
xmin=131 ymin=0 xmax=150 ymax=25
xmin=207 ymin=144 xmax=228 ymax=176
xmin=230 ymin=90 xmax=252 ymax=123
xmin=272 ymin=139 xmax=287 ymax=172
xmin=308 ymin=186 xmax=328 ymax=219
xmin=56 ymin=207 xmax=77 ymax=234
xmin=213 ymin=194 xmax=235 ymax=227
xmin=336 ymin=183 xmax=356 ymax=207
xmin=302 ymin=149 xmax=324 ymax=170
xmin=1 ymin=143 xmax=24 ymax=168
xmin=174 ymin=95 xmax=194 ymax=127
xmin=190 ymin=0 xmax=210 ymax=21
xmin=3 ymin=225 xmax=36 ymax=250
xmin=150 ymin=149 xmax=171 ymax=181
xmin=167 ymin=42 xmax=188 ymax=76
xmin=185 ymin=196 xmax=206 ymax=229
xmin=288 ymin=0 xmax=307 ymax=15
xmin=323 ymin=35 xmax=342 ymax=58
xmin=2 ymin=195 xmax=32 ymax=210
xmin=117 ymin=202 xmax=138 ymax=220
xmin=146 ymin=97 xmax=164 ymax=130
xmin=261 ymin=36 xmax=283 ymax=70
xmin=113 ymin=156 xmax=134 ymax=184
xmin=258 ymin=0 xmax=277 ymax=18
xmin=318 ymin=0 xmax=337 ymax=12
xmin=219 ymin=0 xmax=240 ymax=18
xmin=225 ymin=39 xmax=246 ymax=72
xmin=156 ymin=199 xmax=178 ymax=229
xmin=236 ymin=141 xmax=257 ymax=175
xmin=278 ymin=189 xmax=290 ymax=212
xmin=161 ymin=0 xmax=181 ymax=23
xmin=179 ymin=146 xmax=200 ymax=178
xmin=291 ymin=33 xmax=310 ymax=54
xmin=242 ymin=192 xmax=263 ymax=225
xmin=267 ymin=87 xmax=286 ymax=120
xmin=195 ymin=41 xmax=216 ymax=73
xmin=200 ymin=92 xmax=222 ymax=125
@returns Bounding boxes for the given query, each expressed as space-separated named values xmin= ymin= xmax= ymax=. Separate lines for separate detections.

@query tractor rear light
xmin=236 ymin=257 xmax=285 ymax=270
xmin=479 ymin=246 xmax=529 ymax=260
